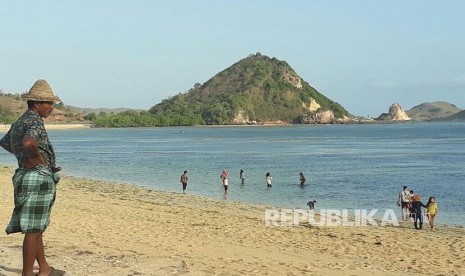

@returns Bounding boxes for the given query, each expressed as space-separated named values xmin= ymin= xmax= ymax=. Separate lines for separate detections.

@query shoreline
xmin=1 ymin=166 xmax=464 ymax=275
xmin=0 ymin=163 xmax=463 ymax=229
xmin=0 ymin=123 xmax=91 ymax=132
xmin=1 ymin=121 xmax=463 ymax=133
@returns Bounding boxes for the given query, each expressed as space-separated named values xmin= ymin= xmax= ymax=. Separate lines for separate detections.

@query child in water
xmin=426 ymin=196 xmax=438 ymax=230
xmin=266 ymin=172 xmax=272 ymax=188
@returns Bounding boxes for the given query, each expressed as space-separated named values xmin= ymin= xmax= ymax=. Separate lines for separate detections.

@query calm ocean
xmin=1 ymin=123 xmax=464 ymax=226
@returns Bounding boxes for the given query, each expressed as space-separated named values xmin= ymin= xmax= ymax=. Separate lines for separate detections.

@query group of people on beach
xmin=397 ymin=185 xmax=438 ymax=230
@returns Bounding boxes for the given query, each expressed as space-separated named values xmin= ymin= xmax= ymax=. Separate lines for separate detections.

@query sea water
xmin=1 ymin=123 xmax=464 ymax=225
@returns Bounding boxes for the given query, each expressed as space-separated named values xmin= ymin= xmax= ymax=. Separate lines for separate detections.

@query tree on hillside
xmin=148 ymin=54 xmax=351 ymax=125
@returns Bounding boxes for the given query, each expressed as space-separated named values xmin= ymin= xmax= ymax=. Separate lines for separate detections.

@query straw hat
xmin=22 ymin=79 xmax=61 ymax=103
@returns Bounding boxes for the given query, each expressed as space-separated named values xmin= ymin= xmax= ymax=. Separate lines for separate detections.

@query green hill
xmin=149 ymin=53 xmax=350 ymax=125
xmin=406 ymin=101 xmax=461 ymax=121
xmin=0 ymin=92 xmax=85 ymax=124
xmin=0 ymin=93 xmax=24 ymax=123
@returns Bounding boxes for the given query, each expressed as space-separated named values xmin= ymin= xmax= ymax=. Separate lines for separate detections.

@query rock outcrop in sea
xmin=377 ymin=103 xmax=411 ymax=121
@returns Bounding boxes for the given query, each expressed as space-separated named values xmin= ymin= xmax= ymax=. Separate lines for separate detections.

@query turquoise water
xmin=1 ymin=123 xmax=464 ymax=225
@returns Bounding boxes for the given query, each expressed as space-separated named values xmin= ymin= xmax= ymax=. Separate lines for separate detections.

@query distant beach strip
xmin=0 ymin=123 xmax=91 ymax=132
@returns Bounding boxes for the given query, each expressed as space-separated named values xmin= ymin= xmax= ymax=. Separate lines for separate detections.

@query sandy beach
xmin=1 ymin=166 xmax=464 ymax=276
xmin=0 ymin=124 xmax=91 ymax=132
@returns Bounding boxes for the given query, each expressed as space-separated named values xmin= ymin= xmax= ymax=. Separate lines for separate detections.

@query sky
xmin=1 ymin=1 xmax=464 ymax=117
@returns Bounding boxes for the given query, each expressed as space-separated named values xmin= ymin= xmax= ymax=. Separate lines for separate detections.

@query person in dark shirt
xmin=180 ymin=170 xmax=188 ymax=193
xmin=410 ymin=194 xmax=428 ymax=230
xmin=299 ymin=172 xmax=306 ymax=186
xmin=307 ymin=200 xmax=316 ymax=210
xmin=0 ymin=79 xmax=63 ymax=276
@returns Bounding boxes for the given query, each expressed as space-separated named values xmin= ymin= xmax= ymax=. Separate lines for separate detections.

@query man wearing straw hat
xmin=0 ymin=79 xmax=64 ymax=276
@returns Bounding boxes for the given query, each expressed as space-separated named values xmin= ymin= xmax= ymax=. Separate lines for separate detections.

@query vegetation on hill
xmin=0 ymin=92 xmax=85 ymax=124
xmin=149 ymin=53 xmax=350 ymax=125
xmin=0 ymin=91 xmax=147 ymax=127
xmin=3 ymin=54 xmax=351 ymax=127
xmin=83 ymin=110 xmax=202 ymax=127
xmin=0 ymin=92 xmax=25 ymax=123
xmin=444 ymin=110 xmax=465 ymax=121
xmin=87 ymin=53 xmax=350 ymax=127
xmin=5 ymin=55 xmax=462 ymax=127
xmin=407 ymin=101 xmax=461 ymax=121
xmin=67 ymin=106 xmax=143 ymax=114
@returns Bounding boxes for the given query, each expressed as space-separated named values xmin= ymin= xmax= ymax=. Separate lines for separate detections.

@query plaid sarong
xmin=6 ymin=165 xmax=56 ymax=234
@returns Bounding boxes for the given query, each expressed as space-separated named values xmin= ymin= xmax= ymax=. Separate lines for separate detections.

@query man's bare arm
xmin=21 ymin=136 xmax=46 ymax=168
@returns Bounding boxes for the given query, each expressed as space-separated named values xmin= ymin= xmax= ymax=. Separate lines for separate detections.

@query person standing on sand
xmin=266 ymin=172 xmax=272 ymax=188
xmin=410 ymin=194 xmax=428 ymax=230
xmin=397 ymin=186 xmax=411 ymax=221
xmin=0 ymin=79 xmax=64 ymax=276
xmin=220 ymin=169 xmax=229 ymax=194
xmin=180 ymin=170 xmax=188 ymax=193
xmin=299 ymin=172 xmax=306 ymax=186
xmin=426 ymin=196 xmax=438 ymax=230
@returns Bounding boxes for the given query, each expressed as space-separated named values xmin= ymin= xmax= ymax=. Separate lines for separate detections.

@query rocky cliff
xmin=376 ymin=103 xmax=411 ymax=121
